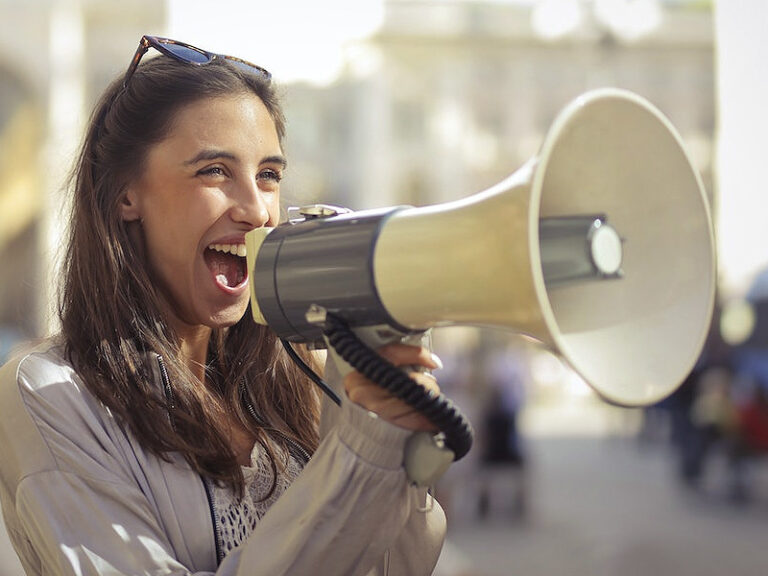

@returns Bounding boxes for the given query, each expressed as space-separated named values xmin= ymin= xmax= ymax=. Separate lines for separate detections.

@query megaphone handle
xmin=280 ymin=330 xmax=465 ymax=485
xmin=322 ymin=325 xmax=466 ymax=486
xmin=322 ymin=315 xmax=474 ymax=468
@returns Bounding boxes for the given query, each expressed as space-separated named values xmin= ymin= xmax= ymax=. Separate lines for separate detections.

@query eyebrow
xmin=262 ymin=154 xmax=288 ymax=169
xmin=183 ymin=149 xmax=288 ymax=168
xmin=183 ymin=149 xmax=235 ymax=165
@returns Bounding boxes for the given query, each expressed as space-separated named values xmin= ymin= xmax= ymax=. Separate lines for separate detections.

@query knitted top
xmin=207 ymin=441 xmax=304 ymax=561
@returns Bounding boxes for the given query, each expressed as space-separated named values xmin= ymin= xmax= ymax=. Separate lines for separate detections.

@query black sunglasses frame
xmin=122 ymin=35 xmax=272 ymax=89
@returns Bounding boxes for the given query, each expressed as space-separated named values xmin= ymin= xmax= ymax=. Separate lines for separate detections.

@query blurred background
xmin=1 ymin=0 xmax=767 ymax=575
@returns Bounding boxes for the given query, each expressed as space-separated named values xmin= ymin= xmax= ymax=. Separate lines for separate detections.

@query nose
xmin=230 ymin=181 xmax=273 ymax=228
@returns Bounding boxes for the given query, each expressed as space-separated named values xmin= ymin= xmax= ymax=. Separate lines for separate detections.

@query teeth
xmin=208 ymin=243 xmax=246 ymax=257
xmin=216 ymin=273 xmax=229 ymax=287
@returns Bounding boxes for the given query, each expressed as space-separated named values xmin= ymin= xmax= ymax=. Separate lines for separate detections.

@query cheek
xmin=147 ymin=191 xmax=218 ymax=237
xmin=267 ymin=193 xmax=281 ymax=225
xmin=142 ymin=224 xmax=188 ymax=284
xmin=142 ymin=205 xmax=210 ymax=273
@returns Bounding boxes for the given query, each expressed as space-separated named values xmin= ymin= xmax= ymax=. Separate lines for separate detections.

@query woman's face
xmin=122 ymin=93 xmax=283 ymax=333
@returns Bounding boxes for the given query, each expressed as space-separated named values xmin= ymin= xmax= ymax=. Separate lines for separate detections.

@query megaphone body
xmin=246 ymin=88 xmax=716 ymax=409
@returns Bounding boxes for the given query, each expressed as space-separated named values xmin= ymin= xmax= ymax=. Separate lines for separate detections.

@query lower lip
xmin=212 ymin=274 xmax=249 ymax=296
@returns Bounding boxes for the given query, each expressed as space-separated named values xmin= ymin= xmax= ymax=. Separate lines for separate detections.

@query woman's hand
xmin=343 ymin=343 xmax=442 ymax=432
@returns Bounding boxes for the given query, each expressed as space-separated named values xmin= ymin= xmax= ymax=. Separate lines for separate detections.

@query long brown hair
xmin=59 ymin=55 xmax=320 ymax=493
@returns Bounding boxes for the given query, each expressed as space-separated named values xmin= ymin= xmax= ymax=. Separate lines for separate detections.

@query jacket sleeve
xmin=0 ymin=352 xmax=199 ymax=576
xmin=223 ymin=357 xmax=447 ymax=576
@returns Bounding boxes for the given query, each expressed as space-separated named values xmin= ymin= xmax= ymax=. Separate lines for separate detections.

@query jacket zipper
xmin=202 ymin=477 xmax=225 ymax=565
xmin=157 ymin=355 xmax=177 ymax=432
xmin=157 ymin=355 xmax=223 ymax=565
xmin=242 ymin=391 xmax=311 ymax=466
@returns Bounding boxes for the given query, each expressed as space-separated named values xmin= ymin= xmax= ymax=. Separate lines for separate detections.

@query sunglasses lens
xmin=161 ymin=42 xmax=211 ymax=64
xmin=226 ymin=58 xmax=271 ymax=80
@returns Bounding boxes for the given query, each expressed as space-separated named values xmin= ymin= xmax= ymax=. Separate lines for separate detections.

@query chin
xmin=210 ymin=311 xmax=248 ymax=329
xmin=206 ymin=301 xmax=250 ymax=329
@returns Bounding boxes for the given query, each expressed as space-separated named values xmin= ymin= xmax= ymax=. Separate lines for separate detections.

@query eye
xmin=257 ymin=168 xmax=282 ymax=193
xmin=197 ymin=165 xmax=228 ymax=178
xmin=257 ymin=168 xmax=282 ymax=183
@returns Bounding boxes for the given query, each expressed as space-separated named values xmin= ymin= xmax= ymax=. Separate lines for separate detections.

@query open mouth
xmin=204 ymin=243 xmax=247 ymax=289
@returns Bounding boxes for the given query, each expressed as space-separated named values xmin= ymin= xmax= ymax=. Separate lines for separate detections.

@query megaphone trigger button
xmin=304 ymin=304 xmax=328 ymax=326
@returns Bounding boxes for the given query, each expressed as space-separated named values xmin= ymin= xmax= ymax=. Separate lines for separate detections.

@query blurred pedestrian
xmin=477 ymin=343 xmax=528 ymax=520
xmin=729 ymin=385 xmax=768 ymax=501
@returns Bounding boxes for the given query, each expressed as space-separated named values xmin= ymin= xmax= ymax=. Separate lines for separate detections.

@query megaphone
xmin=245 ymin=88 xmax=716 ymax=411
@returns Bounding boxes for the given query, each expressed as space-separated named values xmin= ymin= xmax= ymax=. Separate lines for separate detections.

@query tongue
xmin=204 ymin=250 xmax=245 ymax=288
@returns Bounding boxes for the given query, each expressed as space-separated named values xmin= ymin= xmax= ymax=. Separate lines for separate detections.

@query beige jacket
xmin=0 ymin=340 xmax=445 ymax=575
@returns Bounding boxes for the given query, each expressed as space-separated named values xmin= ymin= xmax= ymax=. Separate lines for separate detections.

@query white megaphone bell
xmin=245 ymin=88 xmax=716 ymax=409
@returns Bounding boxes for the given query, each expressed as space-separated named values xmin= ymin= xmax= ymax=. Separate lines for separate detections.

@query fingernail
xmin=430 ymin=353 xmax=444 ymax=371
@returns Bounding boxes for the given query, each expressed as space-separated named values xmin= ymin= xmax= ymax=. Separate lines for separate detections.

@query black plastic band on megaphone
xmin=322 ymin=314 xmax=474 ymax=461
xmin=251 ymin=207 xmax=414 ymax=343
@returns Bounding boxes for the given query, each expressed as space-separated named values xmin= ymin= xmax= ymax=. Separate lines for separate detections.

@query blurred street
xmin=436 ymin=434 xmax=768 ymax=576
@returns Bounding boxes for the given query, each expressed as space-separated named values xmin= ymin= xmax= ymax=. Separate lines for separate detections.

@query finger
xmin=349 ymin=388 xmax=438 ymax=431
xmin=344 ymin=371 xmax=442 ymax=432
xmin=389 ymin=408 xmax=439 ymax=432
xmin=345 ymin=377 xmax=393 ymax=405
xmin=344 ymin=369 xmax=440 ymax=403
xmin=410 ymin=371 xmax=440 ymax=394
xmin=375 ymin=343 xmax=442 ymax=371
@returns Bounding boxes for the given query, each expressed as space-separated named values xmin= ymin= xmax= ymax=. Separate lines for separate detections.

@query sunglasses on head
xmin=122 ymin=35 xmax=272 ymax=88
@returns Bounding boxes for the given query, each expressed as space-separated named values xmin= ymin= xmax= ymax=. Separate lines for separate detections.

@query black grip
xmin=323 ymin=315 xmax=474 ymax=461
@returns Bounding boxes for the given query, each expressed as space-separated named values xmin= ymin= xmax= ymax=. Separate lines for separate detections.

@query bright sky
xmin=167 ymin=0 xmax=673 ymax=84
xmin=166 ymin=0 xmax=385 ymax=85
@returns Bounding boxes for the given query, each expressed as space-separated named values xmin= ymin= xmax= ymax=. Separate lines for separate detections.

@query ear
xmin=120 ymin=187 xmax=142 ymax=222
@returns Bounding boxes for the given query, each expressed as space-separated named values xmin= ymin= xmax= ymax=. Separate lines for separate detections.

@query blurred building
xmin=0 ymin=0 xmax=714 ymax=347
xmin=0 ymin=0 xmax=164 ymax=347
xmin=281 ymin=0 xmax=714 ymax=215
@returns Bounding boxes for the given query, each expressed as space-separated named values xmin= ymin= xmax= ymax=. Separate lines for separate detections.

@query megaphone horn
xmin=246 ymin=88 xmax=716 ymax=409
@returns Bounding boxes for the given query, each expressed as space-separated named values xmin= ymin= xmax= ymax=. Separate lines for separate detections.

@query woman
xmin=0 ymin=36 xmax=446 ymax=575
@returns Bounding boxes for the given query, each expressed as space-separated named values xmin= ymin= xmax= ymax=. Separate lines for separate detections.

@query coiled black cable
xmin=322 ymin=314 xmax=474 ymax=461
